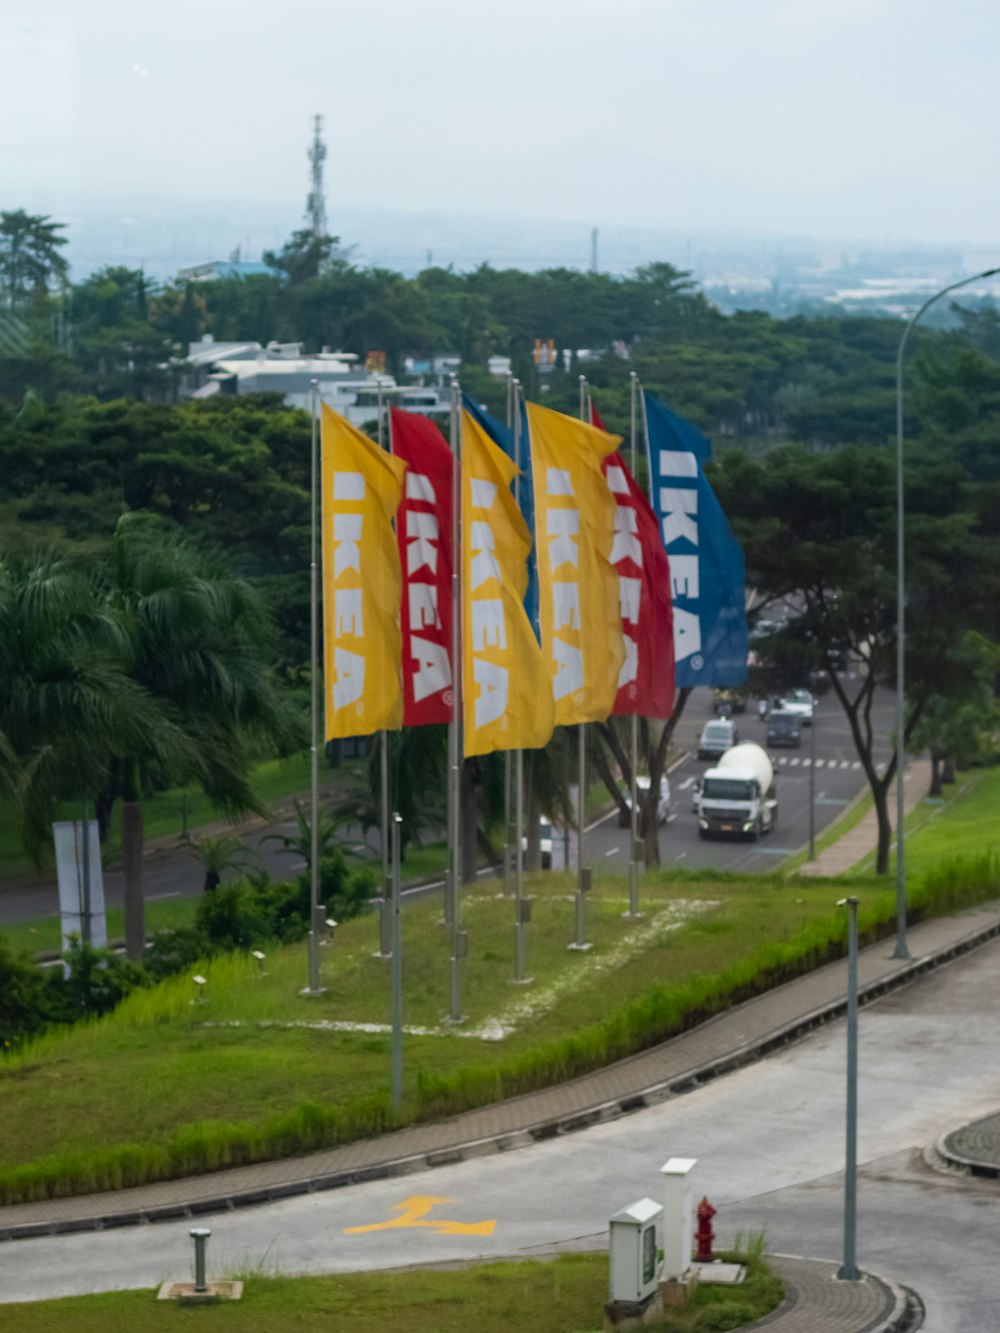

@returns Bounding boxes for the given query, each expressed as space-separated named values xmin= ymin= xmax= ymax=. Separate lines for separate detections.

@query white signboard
xmin=52 ymin=821 xmax=108 ymax=951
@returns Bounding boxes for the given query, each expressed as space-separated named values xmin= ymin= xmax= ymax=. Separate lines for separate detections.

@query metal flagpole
xmin=304 ymin=379 xmax=324 ymax=994
xmin=502 ymin=375 xmax=514 ymax=898
xmin=447 ymin=379 xmax=464 ymax=1021
xmin=377 ymin=381 xmax=391 ymax=914
xmin=570 ymin=374 xmax=591 ymax=951
xmin=625 ymin=370 xmax=643 ymax=918
xmin=512 ymin=379 xmax=529 ymax=983
xmin=390 ymin=811 xmax=403 ymax=1107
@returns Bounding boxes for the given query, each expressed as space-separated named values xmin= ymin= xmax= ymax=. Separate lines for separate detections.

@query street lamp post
xmin=893 ymin=266 xmax=1000 ymax=960
xmin=836 ymin=895 xmax=860 ymax=1282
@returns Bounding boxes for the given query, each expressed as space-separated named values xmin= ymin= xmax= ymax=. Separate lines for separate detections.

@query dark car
xmin=767 ymin=710 xmax=802 ymax=748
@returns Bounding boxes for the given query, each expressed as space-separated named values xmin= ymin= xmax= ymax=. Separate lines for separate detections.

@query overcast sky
xmin=3 ymin=0 xmax=998 ymax=247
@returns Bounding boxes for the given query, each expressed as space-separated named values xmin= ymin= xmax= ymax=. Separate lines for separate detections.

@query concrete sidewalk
xmin=798 ymin=757 xmax=932 ymax=877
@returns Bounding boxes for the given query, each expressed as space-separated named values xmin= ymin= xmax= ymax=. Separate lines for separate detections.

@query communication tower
xmin=306 ymin=114 xmax=328 ymax=238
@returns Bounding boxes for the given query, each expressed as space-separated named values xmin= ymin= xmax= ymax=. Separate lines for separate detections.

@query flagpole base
xmin=567 ymin=941 xmax=593 ymax=952
xmin=508 ymin=975 xmax=534 ymax=986
xmin=621 ymin=911 xmax=646 ymax=921
xmin=298 ymin=987 xmax=328 ymax=998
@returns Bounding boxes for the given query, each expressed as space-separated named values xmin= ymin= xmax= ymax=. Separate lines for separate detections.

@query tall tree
xmin=0 ymin=551 xmax=170 ymax=863
xmin=103 ymin=513 xmax=303 ymax=958
xmin=712 ymin=443 xmax=992 ymax=873
xmin=0 ymin=211 xmax=69 ymax=307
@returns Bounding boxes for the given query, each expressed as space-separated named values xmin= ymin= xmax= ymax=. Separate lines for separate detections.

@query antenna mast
xmin=306 ymin=114 xmax=328 ymax=238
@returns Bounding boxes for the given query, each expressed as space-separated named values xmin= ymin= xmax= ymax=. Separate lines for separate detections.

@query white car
xmin=779 ymin=689 xmax=816 ymax=725
xmin=618 ymin=775 xmax=670 ymax=827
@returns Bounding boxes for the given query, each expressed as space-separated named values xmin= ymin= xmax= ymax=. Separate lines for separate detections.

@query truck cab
xmin=696 ymin=742 xmax=777 ymax=841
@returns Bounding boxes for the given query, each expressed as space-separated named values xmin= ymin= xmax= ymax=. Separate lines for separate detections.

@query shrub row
xmin=0 ymin=850 xmax=375 ymax=1049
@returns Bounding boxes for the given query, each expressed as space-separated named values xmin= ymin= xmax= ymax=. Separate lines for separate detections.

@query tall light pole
xmin=836 ymin=895 xmax=860 ymax=1282
xmin=893 ymin=265 xmax=1000 ymax=960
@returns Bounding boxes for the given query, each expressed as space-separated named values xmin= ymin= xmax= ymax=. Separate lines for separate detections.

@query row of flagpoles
xmin=305 ymin=371 xmax=749 ymax=1015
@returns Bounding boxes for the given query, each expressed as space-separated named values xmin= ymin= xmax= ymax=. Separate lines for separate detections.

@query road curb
xmin=3 ymin=912 xmax=999 ymax=1244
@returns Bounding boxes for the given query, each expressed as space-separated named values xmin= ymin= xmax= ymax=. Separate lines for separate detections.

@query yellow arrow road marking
xmin=343 ymin=1194 xmax=497 ymax=1236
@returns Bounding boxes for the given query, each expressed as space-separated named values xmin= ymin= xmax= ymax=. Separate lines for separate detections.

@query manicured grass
xmin=0 ymin=856 xmax=983 ymax=1204
xmin=0 ymin=895 xmax=201 ymax=958
xmin=0 ymin=751 xmax=351 ymax=874
xmin=0 ymin=1251 xmax=783 ymax=1333
xmin=847 ymin=765 xmax=999 ymax=877
xmin=1 ymin=764 xmax=997 ymax=1206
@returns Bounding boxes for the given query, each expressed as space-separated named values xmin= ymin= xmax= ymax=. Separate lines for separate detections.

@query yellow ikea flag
xmin=462 ymin=410 xmax=555 ymax=756
xmin=321 ymin=405 xmax=408 ymax=738
xmin=526 ymin=402 xmax=625 ymax=725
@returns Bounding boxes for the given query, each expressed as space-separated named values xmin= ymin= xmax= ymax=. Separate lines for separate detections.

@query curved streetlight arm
xmin=893 ymin=265 xmax=1000 ymax=959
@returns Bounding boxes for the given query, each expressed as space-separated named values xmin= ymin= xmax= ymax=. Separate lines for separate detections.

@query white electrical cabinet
xmin=609 ymin=1197 xmax=663 ymax=1303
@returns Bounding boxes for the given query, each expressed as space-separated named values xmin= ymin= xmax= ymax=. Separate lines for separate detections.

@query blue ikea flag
xmin=643 ymin=392 xmax=748 ymax=688
xmin=462 ymin=395 xmax=540 ymax=639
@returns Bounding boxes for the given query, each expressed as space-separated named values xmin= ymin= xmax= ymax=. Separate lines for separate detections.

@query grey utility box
xmin=609 ymin=1197 xmax=663 ymax=1303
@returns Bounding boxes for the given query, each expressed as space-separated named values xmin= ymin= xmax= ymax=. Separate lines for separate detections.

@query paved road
xmin=0 ymin=682 xmax=896 ymax=929
xmin=3 ymin=929 xmax=998 ymax=1330
xmin=585 ymin=683 xmax=895 ymax=875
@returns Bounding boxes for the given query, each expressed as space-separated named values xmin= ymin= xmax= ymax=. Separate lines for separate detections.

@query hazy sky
xmin=3 ymin=0 xmax=999 ymax=246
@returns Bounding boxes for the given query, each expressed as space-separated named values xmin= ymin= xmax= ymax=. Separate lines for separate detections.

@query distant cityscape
xmin=50 ymin=197 xmax=998 ymax=324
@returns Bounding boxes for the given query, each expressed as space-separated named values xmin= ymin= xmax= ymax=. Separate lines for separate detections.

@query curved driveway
xmin=2 ymin=931 xmax=999 ymax=1332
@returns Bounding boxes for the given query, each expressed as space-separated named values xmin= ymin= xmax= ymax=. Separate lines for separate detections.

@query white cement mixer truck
xmin=694 ymin=741 xmax=777 ymax=841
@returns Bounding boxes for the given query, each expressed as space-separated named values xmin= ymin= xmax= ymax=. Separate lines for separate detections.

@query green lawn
xmin=0 ymin=751 xmax=352 ymax=875
xmin=0 ymin=1251 xmax=783 ymax=1333
xmin=1 ymin=763 xmax=997 ymax=1205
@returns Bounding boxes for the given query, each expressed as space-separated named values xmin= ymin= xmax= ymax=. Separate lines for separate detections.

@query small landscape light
xmin=191 ymin=975 xmax=207 ymax=1005
xmin=251 ymin=950 xmax=267 ymax=975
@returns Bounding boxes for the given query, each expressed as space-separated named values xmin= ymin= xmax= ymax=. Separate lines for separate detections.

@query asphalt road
xmin=0 ymin=682 xmax=896 ymax=929
xmin=3 ymin=927 xmax=998 ymax=1330
xmin=583 ymin=682 xmax=895 ymax=875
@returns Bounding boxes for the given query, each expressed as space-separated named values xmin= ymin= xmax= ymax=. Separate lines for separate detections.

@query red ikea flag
xmin=390 ymin=408 xmax=454 ymax=726
xmin=591 ymin=404 xmax=675 ymax=717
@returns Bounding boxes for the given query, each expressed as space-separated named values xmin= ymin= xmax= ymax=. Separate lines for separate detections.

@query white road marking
xmin=604 ymin=847 xmax=619 ymax=858
xmin=147 ymin=892 xmax=180 ymax=901
xmin=678 ymin=776 xmax=695 ymax=790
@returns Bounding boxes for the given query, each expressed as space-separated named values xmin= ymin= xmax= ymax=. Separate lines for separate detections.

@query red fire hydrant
xmin=694 ymin=1196 xmax=716 ymax=1262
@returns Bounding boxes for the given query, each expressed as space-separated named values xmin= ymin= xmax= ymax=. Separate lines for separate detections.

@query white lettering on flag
xmin=408 ymin=582 xmax=441 ymax=630
xmin=619 ymin=633 xmax=638 ymax=687
xmin=473 ymin=657 xmax=508 ymax=728
xmin=334 ymin=647 xmax=365 ymax=708
xmin=658 ymin=451 xmax=698 ymax=478
xmin=333 ymin=513 xmax=363 ymax=576
xmin=406 ymin=510 xmax=439 ymax=574
xmin=669 ymin=554 xmax=700 ymax=600
xmin=333 ymin=472 xmax=366 ymax=500
xmin=552 ymin=637 xmax=584 ymax=699
xmin=468 ymin=476 xmax=510 ymax=731
xmin=673 ymin=607 xmax=702 ymax=661
xmin=334 ymin=588 xmax=364 ymax=637
xmin=406 ymin=472 xmax=435 ymax=504
xmin=546 ymin=467 xmax=574 ymax=496
xmin=410 ymin=637 xmax=451 ymax=702
xmin=611 ymin=506 xmax=642 ymax=566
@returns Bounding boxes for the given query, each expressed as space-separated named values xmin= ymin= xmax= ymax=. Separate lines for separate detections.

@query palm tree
xmin=184 ymin=833 xmax=258 ymax=893
xmin=103 ymin=513 xmax=303 ymax=958
xmin=0 ymin=551 xmax=169 ymax=863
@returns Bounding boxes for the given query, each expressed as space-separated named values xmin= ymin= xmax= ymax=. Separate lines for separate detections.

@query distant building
xmin=175 ymin=259 xmax=277 ymax=283
xmin=181 ymin=336 xmax=450 ymax=423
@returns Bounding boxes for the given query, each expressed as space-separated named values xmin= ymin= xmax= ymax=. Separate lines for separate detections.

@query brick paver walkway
xmin=761 ymin=1256 xmax=913 ymax=1332
xmin=939 ymin=1110 xmax=1000 ymax=1177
